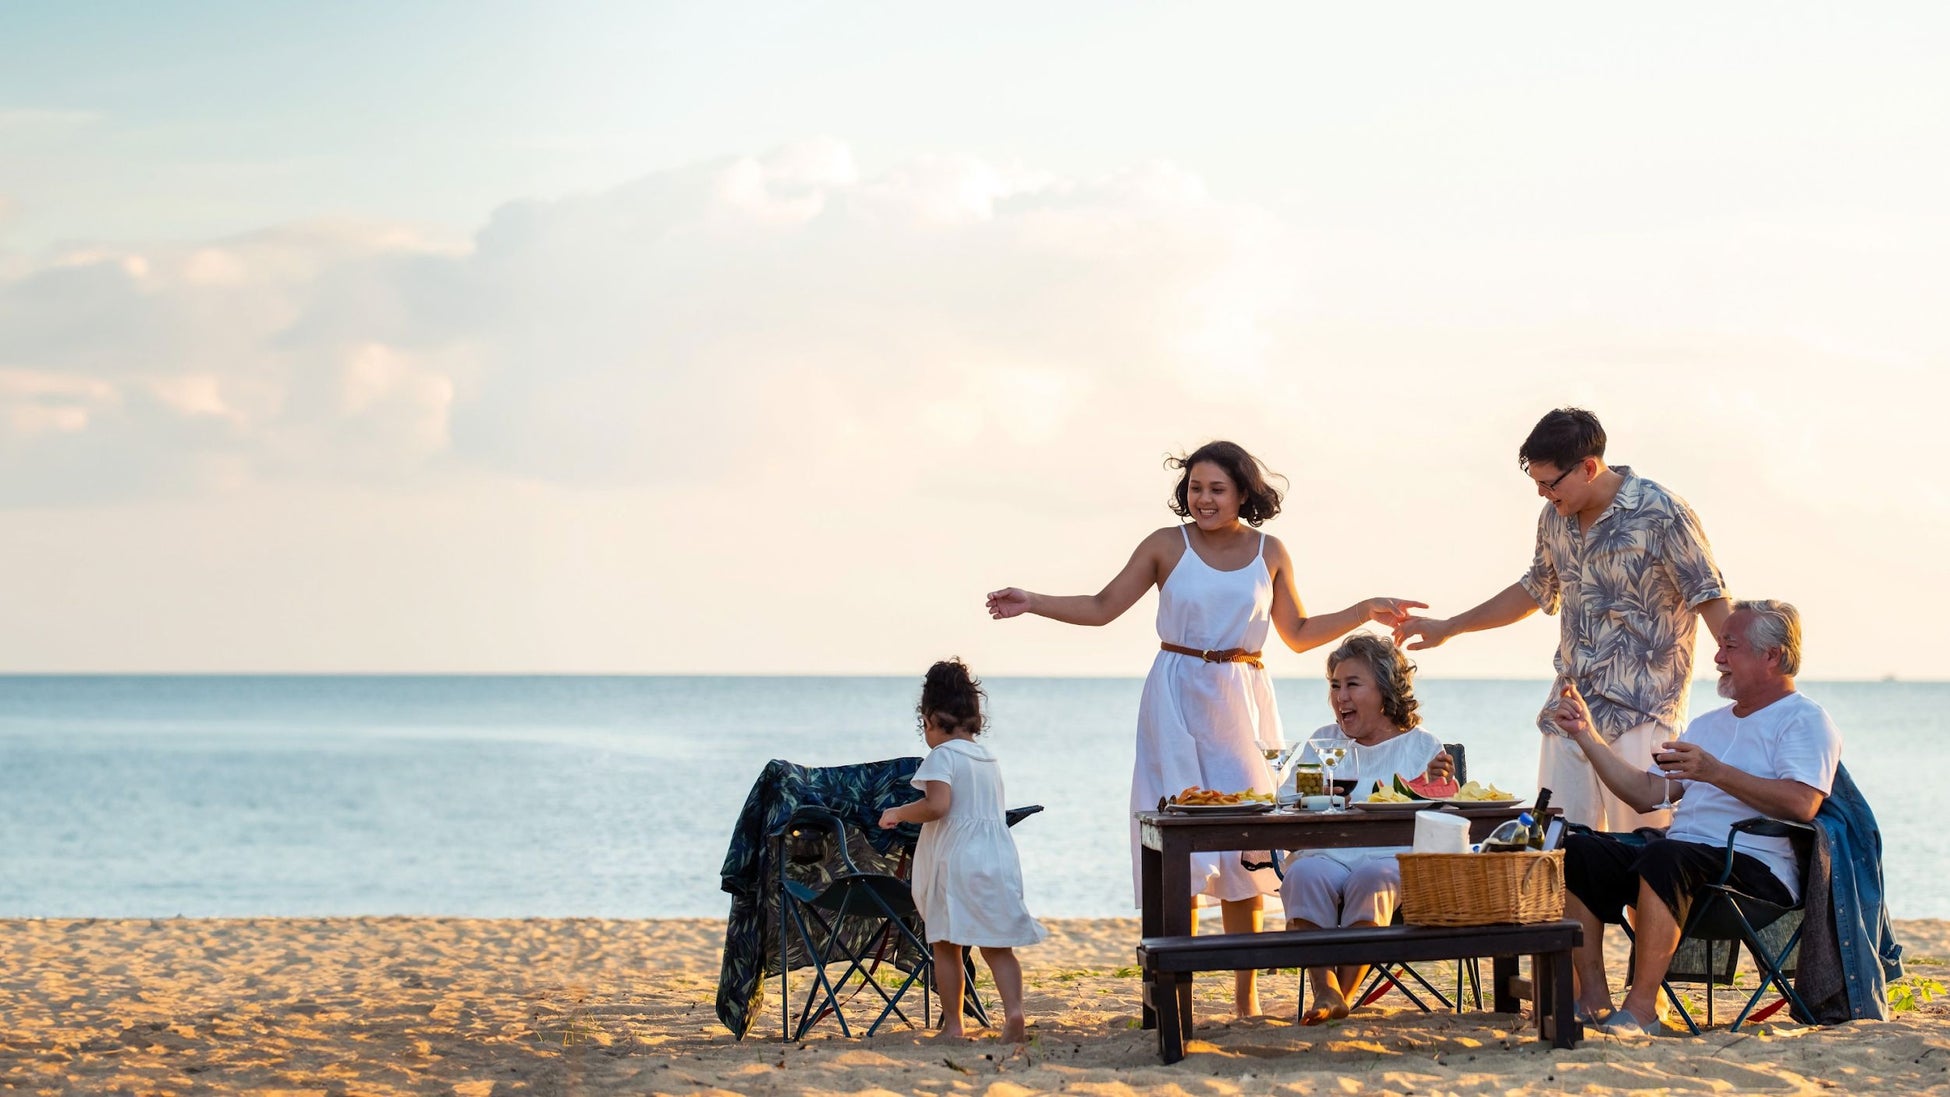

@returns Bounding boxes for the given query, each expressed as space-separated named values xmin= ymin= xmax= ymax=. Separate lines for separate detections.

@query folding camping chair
xmin=773 ymin=802 xmax=1045 ymax=1040
xmin=1623 ymin=816 xmax=1815 ymax=1034
xmin=1257 ymin=744 xmax=1483 ymax=1015
xmin=774 ymin=805 xmax=943 ymax=1040
xmin=1352 ymin=743 xmax=1483 ymax=1014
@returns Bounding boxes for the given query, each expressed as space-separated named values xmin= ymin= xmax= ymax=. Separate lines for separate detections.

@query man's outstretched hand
xmin=1392 ymin=616 xmax=1456 ymax=651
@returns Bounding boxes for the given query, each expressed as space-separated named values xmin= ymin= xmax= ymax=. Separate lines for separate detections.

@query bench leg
xmin=1154 ymin=971 xmax=1186 ymax=1063
xmin=1532 ymin=949 xmax=1581 ymax=1048
xmin=1492 ymin=954 xmax=1520 ymax=1014
xmin=1554 ymin=948 xmax=1580 ymax=1047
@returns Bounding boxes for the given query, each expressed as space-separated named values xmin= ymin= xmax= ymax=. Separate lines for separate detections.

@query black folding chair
xmin=1623 ymin=816 xmax=1815 ymax=1034
xmin=773 ymin=803 xmax=1045 ymax=1040
xmin=1351 ymin=744 xmax=1482 ymax=1013
xmin=1260 ymin=744 xmax=1483 ymax=1015
xmin=774 ymin=806 xmax=941 ymax=1040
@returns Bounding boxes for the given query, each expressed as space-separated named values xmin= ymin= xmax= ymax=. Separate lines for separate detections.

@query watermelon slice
xmin=1393 ymin=773 xmax=1462 ymax=801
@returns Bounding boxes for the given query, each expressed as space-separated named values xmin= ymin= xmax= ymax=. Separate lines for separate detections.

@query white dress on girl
xmin=908 ymin=738 xmax=1047 ymax=948
xmin=1128 ymin=526 xmax=1283 ymax=907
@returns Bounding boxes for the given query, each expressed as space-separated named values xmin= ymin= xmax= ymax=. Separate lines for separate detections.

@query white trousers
xmin=1539 ymin=720 xmax=1675 ymax=831
xmin=1279 ymin=855 xmax=1401 ymax=929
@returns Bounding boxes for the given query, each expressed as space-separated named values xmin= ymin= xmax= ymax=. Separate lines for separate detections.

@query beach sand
xmin=1 ymin=916 xmax=1945 ymax=1095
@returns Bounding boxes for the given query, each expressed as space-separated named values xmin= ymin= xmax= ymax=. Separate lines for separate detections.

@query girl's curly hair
xmin=919 ymin=658 xmax=986 ymax=737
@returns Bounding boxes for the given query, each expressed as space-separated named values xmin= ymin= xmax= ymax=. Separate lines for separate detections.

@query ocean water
xmin=0 ymin=676 xmax=1939 ymax=920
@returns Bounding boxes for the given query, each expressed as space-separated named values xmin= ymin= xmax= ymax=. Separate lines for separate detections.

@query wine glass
xmin=1652 ymin=743 xmax=1677 ymax=814
xmin=1308 ymin=735 xmax=1351 ymax=814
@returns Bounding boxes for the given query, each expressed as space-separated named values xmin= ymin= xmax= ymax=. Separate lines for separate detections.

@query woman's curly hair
xmin=918 ymin=658 xmax=987 ymax=737
xmin=1166 ymin=441 xmax=1286 ymax=527
xmin=1326 ymin=633 xmax=1421 ymax=731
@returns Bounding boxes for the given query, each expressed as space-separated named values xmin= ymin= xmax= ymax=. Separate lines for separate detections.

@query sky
xmin=0 ymin=2 xmax=1944 ymax=677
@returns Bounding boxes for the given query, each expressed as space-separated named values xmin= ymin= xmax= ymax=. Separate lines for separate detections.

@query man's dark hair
xmin=1518 ymin=408 xmax=1607 ymax=473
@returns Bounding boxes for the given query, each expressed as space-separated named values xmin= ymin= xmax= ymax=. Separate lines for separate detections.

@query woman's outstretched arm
xmin=1264 ymin=537 xmax=1425 ymax=654
xmin=987 ymin=528 xmax=1174 ymax=627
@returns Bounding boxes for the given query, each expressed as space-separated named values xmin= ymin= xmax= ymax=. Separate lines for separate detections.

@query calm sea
xmin=0 ymin=676 xmax=1938 ymax=920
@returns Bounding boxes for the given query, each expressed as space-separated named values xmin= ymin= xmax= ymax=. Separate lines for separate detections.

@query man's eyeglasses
xmin=1531 ymin=463 xmax=1581 ymax=495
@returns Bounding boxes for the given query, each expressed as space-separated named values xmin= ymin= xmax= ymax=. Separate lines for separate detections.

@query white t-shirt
xmin=1662 ymin=692 xmax=1841 ymax=901
xmin=1291 ymin=726 xmax=1445 ymax=803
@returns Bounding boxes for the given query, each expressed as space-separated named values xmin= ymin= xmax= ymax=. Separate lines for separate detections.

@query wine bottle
xmin=1528 ymin=788 xmax=1555 ymax=850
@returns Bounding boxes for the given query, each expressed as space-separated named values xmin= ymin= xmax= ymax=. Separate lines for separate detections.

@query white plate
xmin=1163 ymin=801 xmax=1276 ymax=815
xmin=1351 ymin=800 xmax=1442 ymax=812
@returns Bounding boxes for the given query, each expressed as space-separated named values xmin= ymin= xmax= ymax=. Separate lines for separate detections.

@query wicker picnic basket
xmin=1397 ymin=849 xmax=1565 ymax=926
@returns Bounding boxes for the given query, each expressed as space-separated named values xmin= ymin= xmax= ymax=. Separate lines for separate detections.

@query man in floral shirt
xmin=1394 ymin=408 xmax=1730 ymax=828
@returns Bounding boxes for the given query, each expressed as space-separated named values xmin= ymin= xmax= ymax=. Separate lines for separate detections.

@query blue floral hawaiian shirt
xmin=1519 ymin=466 xmax=1728 ymax=742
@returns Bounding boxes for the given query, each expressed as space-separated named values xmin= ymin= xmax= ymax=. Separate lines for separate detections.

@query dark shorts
xmin=1563 ymin=830 xmax=1793 ymax=929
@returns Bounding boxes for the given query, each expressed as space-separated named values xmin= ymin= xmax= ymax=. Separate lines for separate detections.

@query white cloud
xmin=0 ymin=141 xmax=1292 ymax=505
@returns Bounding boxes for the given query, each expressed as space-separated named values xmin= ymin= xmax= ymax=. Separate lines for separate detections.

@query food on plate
xmin=1168 ymin=786 xmax=1274 ymax=806
xmin=1451 ymin=780 xmax=1517 ymax=802
xmin=1392 ymin=773 xmax=1462 ymax=801
xmin=1365 ymin=781 xmax=1413 ymax=803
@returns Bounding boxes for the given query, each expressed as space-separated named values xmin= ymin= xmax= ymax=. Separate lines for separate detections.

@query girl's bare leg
xmin=932 ymin=941 xmax=967 ymax=1038
xmin=1220 ymin=895 xmax=1264 ymax=1018
xmin=978 ymin=946 xmax=1027 ymax=1043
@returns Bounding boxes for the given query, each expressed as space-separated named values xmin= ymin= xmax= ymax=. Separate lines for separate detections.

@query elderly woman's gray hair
xmin=1325 ymin=632 xmax=1421 ymax=730
xmin=1733 ymin=598 xmax=1802 ymax=677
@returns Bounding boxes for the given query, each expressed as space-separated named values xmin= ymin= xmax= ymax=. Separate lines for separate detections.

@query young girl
xmin=879 ymin=659 xmax=1046 ymax=1042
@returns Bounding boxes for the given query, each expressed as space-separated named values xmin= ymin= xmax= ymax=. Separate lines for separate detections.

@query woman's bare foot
xmin=934 ymin=1024 xmax=966 ymax=1040
xmin=1000 ymin=1017 xmax=1026 ymax=1043
xmin=1302 ymin=985 xmax=1349 ymax=1026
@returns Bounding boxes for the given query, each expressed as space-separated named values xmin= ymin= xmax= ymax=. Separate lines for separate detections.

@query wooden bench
xmin=1136 ymin=920 xmax=1584 ymax=1063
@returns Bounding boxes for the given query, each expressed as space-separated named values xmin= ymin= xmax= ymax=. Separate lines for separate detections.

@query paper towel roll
xmin=1413 ymin=810 xmax=1471 ymax=853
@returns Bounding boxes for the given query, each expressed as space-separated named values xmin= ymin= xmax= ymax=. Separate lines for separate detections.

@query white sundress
xmin=1128 ymin=526 xmax=1283 ymax=907
xmin=908 ymin=738 xmax=1048 ymax=948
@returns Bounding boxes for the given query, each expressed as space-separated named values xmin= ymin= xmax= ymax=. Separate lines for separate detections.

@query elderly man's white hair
xmin=1732 ymin=598 xmax=1802 ymax=677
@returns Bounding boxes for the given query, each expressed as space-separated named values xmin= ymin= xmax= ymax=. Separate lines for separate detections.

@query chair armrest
xmin=1005 ymin=805 xmax=1045 ymax=827
xmin=1714 ymin=815 xmax=1818 ymax=886
xmin=1729 ymin=816 xmax=1817 ymax=841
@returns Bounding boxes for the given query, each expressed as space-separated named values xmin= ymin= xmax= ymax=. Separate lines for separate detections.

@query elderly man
xmin=1551 ymin=599 xmax=1841 ymax=1034
xmin=1395 ymin=407 xmax=1731 ymax=829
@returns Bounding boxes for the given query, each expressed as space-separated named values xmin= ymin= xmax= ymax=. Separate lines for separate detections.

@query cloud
xmin=0 ymin=140 xmax=1296 ymax=505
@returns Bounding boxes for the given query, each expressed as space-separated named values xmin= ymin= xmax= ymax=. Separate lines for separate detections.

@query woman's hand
xmin=1362 ymin=597 xmax=1429 ymax=629
xmin=986 ymin=587 xmax=1033 ymax=620
xmin=877 ymin=807 xmax=903 ymax=830
xmin=1425 ymin=750 xmax=1455 ymax=782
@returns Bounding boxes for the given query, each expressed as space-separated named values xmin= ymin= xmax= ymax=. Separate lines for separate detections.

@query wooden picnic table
xmin=1136 ymin=804 xmax=1579 ymax=1061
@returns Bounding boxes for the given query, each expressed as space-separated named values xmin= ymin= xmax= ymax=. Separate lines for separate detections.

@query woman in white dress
xmin=986 ymin=441 xmax=1423 ymax=1017
xmin=1280 ymin=633 xmax=1454 ymax=1024
xmin=880 ymin=659 xmax=1046 ymax=1042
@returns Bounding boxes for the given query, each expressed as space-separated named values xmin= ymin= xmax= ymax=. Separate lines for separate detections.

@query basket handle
xmin=1518 ymin=851 xmax=1558 ymax=888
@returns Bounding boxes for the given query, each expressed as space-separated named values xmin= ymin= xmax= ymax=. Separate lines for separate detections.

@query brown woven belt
xmin=1160 ymin=642 xmax=1264 ymax=669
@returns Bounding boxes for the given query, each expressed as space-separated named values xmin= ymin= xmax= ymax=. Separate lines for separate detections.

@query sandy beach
xmin=1 ymin=916 xmax=1945 ymax=1095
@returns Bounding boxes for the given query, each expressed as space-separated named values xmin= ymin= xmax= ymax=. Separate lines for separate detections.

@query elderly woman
xmin=1281 ymin=632 xmax=1454 ymax=1024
